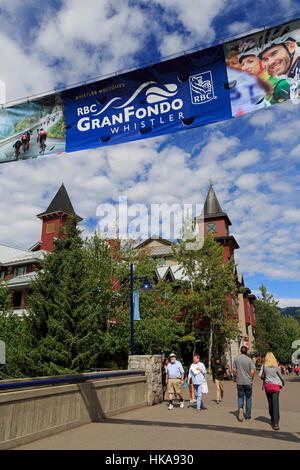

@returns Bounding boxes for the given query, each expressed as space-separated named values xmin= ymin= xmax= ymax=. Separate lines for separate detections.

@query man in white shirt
xmin=188 ymin=354 xmax=207 ymax=412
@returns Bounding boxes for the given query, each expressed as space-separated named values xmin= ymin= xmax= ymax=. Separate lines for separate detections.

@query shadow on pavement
xmin=255 ymin=416 xmax=272 ymax=426
xmin=229 ymin=410 xmax=239 ymax=422
xmin=285 ymin=377 xmax=300 ymax=383
xmin=102 ymin=417 xmax=300 ymax=444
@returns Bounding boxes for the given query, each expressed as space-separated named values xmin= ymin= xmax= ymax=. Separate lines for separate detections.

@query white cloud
xmin=277 ymin=298 xmax=300 ymax=308
xmin=289 ymin=144 xmax=300 ymax=161
xmin=249 ymin=110 xmax=275 ymax=127
xmin=224 ymin=149 xmax=261 ymax=169
xmin=158 ymin=33 xmax=192 ymax=57
xmin=0 ymin=0 xmax=299 ymax=294
xmin=227 ymin=21 xmax=250 ymax=35
xmin=235 ymin=173 xmax=260 ymax=191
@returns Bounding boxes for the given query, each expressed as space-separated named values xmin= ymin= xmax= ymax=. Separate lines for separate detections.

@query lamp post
xmin=130 ymin=263 xmax=153 ymax=356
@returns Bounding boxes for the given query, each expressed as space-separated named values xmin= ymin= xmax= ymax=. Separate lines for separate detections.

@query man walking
xmin=233 ymin=346 xmax=255 ymax=421
xmin=211 ymin=356 xmax=226 ymax=404
xmin=166 ymin=353 xmax=185 ymax=410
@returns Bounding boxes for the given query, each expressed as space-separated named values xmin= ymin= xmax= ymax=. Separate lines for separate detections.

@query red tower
xmin=196 ymin=184 xmax=240 ymax=326
xmin=36 ymin=183 xmax=83 ymax=252
xmin=197 ymin=183 xmax=239 ymax=263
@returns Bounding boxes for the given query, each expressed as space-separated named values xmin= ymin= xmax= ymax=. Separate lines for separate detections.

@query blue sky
xmin=0 ymin=0 xmax=299 ymax=307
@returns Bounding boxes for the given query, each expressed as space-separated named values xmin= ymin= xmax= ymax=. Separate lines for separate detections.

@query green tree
xmin=0 ymin=277 xmax=11 ymax=311
xmin=75 ymin=233 xmax=118 ymax=369
xmin=254 ymin=284 xmax=300 ymax=363
xmin=106 ymin=240 xmax=184 ymax=361
xmin=0 ymin=279 xmax=26 ymax=379
xmin=172 ymin=221 xmax=238 ymax=368
xmin=23 ymin=216 xmax=91 ymax=376
xmin=254 ymin=284 xmax=282 ymax=359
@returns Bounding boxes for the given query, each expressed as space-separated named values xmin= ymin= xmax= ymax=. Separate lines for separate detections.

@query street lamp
xmin=130 ymin=263 xmax=153 ymax=355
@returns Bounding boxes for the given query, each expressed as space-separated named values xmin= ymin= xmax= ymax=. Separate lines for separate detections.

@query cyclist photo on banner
xmin=0 ymin=94 xmax=66 ymax=164
xmin=38 ymin=128 xmax=47 ymax=154
xmin=12 ymin=140 xmax=22 ymax=160
xmin=224 ymin=19 xmax=300 ymax=115
xmin=21 ymin=132 xmax=30 ymax=152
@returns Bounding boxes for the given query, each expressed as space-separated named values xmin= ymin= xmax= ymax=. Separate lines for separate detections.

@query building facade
xmin=0 ymin=184 xmax=82 ymax=314
xmin=135 ymin=184 xmax=256 ymax=367
xmin=1 ymin=183 xmax=256 ymax=368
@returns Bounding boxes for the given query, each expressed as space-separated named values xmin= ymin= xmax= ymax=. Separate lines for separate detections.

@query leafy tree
xmin=172 ymin=219 xmax=238 ymax=368
xmin=254 ymin=284 xmax=282 ymax=359
xmin=0 ymin=278 xmax=11 ymax=311
xmin=254 ymin=284 xmax=300 ymax=363
xmin=106 ymin=240 xmax=184 ymax=361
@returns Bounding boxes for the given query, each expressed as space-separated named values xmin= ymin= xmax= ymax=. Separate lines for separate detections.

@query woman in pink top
xmin=259 ymin=352 xmax=285 ymax=431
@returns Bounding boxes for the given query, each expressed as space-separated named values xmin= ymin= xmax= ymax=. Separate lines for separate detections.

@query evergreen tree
xmin=0 ymin=279 xmax=25 ymax=379
xmin=24 ymin=216 xmax=89 ymax=376
xmin=75 ymin=233 xmax=117 ymax=369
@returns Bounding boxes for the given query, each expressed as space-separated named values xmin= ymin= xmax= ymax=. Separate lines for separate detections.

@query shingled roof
xmin=37 ymin=183 xmax=83 ymax=221
xmin=196 ymin=184 xmax=232 ymax=225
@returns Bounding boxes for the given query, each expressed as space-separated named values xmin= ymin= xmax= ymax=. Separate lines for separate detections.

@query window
xmin=46 ymin=222 xmax=55 ymax=234
xmin=206 ymin=222 xmax=217 ymax=233
xmin=12 ymin=291 xmax=22 ymax=308
xmin=0 ymin=269 xmax=5 ymax=280
xmin=12 ymin=265 xmax=27 ymax=278
xmin=248 ymin=303 xmax=251 ymax=318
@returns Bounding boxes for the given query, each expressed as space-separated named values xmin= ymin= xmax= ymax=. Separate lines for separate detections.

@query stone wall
xmin=128 ymin=355 xmax=162 ymax=405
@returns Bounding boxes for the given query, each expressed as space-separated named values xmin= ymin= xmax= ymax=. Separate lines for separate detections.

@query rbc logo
xmin=189 ymin=71 xmax=215 ymax=104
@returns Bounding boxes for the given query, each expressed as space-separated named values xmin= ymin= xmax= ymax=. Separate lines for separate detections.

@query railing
xmin=0 ymin=370 xmax=145 ymax=391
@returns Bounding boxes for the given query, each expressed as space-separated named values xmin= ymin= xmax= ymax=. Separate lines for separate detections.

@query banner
xmin=0 ymin=17 xmax=300 ymax=164
xmin=224 ymin=19 xmax=300 ymax=116
xmin=62 ymin=44 xmax=231 ymax=152
xmin=0 ymin=94 xmax=66 ymax=164
xmin=133 ymin=291 xmax=140 ymax=321
xmin=0 ymin=340 xmax=5 ymax=365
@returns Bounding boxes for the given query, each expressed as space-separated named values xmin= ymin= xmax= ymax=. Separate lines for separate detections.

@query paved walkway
xmin=16 ymin=375 xmax=300 ymax=450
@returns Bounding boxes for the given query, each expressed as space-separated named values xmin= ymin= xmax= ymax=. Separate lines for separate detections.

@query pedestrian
xmin=187 ymin=354 xmax=207 ymax=413
xmin=211 ymin=356 xmax=226 ymax=404
xmin=280 ymin=364 xmax=285 ymax=375
xmin=187 ymin=363 xmax=196 ymax=403
xmin=165 ymin=353 xmax=185 ymax=410
xmin=295 ymin=365 xmax=299 ymax=376
xmin=259 ymin=352 xmax=285 ymax=431
xmin=233 ymin=346 xmax=255 ymax=421
xmin=161 ymin=359 xmax=169 ymax=401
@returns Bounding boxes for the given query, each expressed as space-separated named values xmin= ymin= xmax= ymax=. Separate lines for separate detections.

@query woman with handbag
xmin=259 ymin=352 xmax=285 ymax=431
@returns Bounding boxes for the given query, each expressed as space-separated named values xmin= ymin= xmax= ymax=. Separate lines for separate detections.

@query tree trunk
xmin=208 ymin=319 xmax=214 ymax=371
xmin=192 ymin=317 xmax=196 ymax=357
